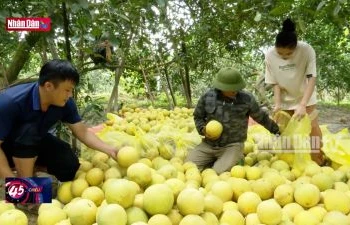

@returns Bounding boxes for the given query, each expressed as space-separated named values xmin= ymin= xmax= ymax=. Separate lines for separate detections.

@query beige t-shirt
xmin=265 ymin=41 xmax=317 ymax=110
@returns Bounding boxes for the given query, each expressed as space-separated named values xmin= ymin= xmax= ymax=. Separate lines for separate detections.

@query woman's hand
xmin=293 ymin=104 xmax=307 ymax=120
xmin=273 ymin=104 xmax=281 ymax=113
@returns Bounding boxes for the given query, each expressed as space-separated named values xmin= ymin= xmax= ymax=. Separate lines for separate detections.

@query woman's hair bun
xmin=282 ymin=18 xmax=296 ymax=32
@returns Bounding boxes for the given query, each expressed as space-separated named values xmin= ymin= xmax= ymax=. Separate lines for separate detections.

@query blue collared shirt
xmin=0 ymin=82 xmax=81 ymax=145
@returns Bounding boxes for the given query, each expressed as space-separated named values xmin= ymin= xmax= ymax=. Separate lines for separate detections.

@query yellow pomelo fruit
xmin=323 ymin=211 xmax=350 ymax=225
xmin=66 ymin=199 xmax=97 ymax=225
xmin=38 ymin=206 xmax=67 ymax=225
xmin=117 ymin=146 xmax=140 ymax=168
xmin=96 ymin=204 xmax=127 ymax=225
xmin=219 ymin=171 xmax=232 ymax=180
xmin=167 ymin=209 xmax=183 ymax=225
xmin=85 ymin=167 xmax=104 ymax=186
xmin=256 ymin=199 xmax=282 ymax=225
xmin=223 ymin=201 xmax=238 ymax=211
xmin=150 ymin=172 xmax=166 ymax=185
xmin=293 ymin=176 xmax=312 ymax=189
xmin=185 ymin=167 xmax=202 ymax=184
xmin=308 ymin=206 xmax=327 ymax=222
xmin=177 ymin=188 xmax=205 ymax=215
xmin=210 ymin=180 xmax=233 ymax=202
xmin=138 ymin=158 xmax=153 ymax=167
xmin=126 ymin=206 xmax=148 ymax=225
xmin=179 ymin=215 xmax=206 ymax=225
xmin=323 ymin=189 xmax=350 ymax=214
xmin=230 ymin=165 xmax=246 ymax=178
xmin=219 ymin=209 xmax=245 ymax=225
xmin=246 ymin=166 xmax=262 ymax=180
xmin=57 ymin=181 xmax=74 ymax=204
xmin=101 ymin=178 xmax=117 ymax=192
xmin=81 ymin=186 xmax=105 ymax=206
xmin=202 ymin=174 xmax=220 ymax=187
xmin=294 ymin=210 xmax=320 ymax=225
xmin=282 ymin=202 xmax=304 ymax=221
xmin=0 ymin=209 xmax=28 ymax=225
xmin=127 ymin=162 xmax=152 ymax=187
xmin=274 ymin=184 xmax=294 ymax=206
xmin=133 ymin=193 xmax=144 ymax=208
xmin=79 ymin=160 xmax=93 ymax=172
xmin=105 ymin=179 xmax=137 ymax=208
xmin=303 ymin=163 xmax=322 ymax=177
xmin=321 ymin=166 xmax=334 ymax=175
xmin=270 ymin=160 xmax=290 ymax=171
xmin=262 ymin=171 xmax=286 ymax=189
xmin=0 ymin=200 xmax=15 ymax=215
xmin=143 ymin=184 xmax=174 ymax=215
xmin=205 ymin=120 xmax=223 ymax=139
xmin=294 ymin=183 xmax=320 ymax=208
xmin=280 ymin=170 xmax=296 ymax=181
xmin=71 ymin=178 xmax=89 ymax=197
xmin=204 ymin=193 xmax=223 ymax=216
xmin=94 ymin=161 xmax=110 ymax=172
xmin=201 ymin=211 xmax=219 ymax=225
xmin=244 ymin=141 xmax=255 ymax=155
xmin=38 ymin=199 xmax=63 ymax=214
xmin=106 ymin=157 xmax=118 ymax=167
xmin=182 ymin=161 xmax=197 ymax=170
xmin=171 ymin=162 xmax=185 ymax=174
xmin=310 ymin=173 xmax=334 ymax=191
xmin=148 ymin=214 xmax=172 ymax=225
xmin=152 ymin=157 xmax=168 ymax=170
xmin=251 ymin=178 xmax=274 ymax=200
xmin=165 ymin=178 xmax=186 ymax=199
xmin=104 ymin=167 xmax=122 ymax=181
xmin=157 ymin=164 xmax=178 ymax=179
xmin=237 ymin=191 xmax=262 ymax=216
xmin=55 ymin=219 xmax=71 ymax=225
xmin=245 ymin=213 xmax=261 ymax=225
xmin=91 ymin=152 xmax=109 ymax=165
xmin=75 ymin=171 xmax=86 ymax=179
xmin=201 ymin=168 xmax=217 ymax=177
xmin=228 ymin=178 xmax=251 ymax=201
xmin=334 ymin=181 xmax=349 ymax=192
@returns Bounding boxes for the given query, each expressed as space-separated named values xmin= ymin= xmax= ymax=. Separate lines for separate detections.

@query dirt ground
xmin=317 ymin=104 xmax=350 ymax=132
xmin=2 ymin=104 xmax=349 ymax=225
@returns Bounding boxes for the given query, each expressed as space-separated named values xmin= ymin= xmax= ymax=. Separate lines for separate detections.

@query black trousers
xmin=2 ymin=134 xmax=80 ymax=182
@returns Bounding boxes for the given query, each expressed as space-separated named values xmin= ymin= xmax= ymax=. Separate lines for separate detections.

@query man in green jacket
xmin=186 ymin=67 xmax=280 ymax=174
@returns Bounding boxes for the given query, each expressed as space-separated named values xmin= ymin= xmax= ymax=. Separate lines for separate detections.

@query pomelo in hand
xmin=117 ymin=146 xmax=140 ymax=168
xmin=205 ymin=120 xmax=223 ymax=139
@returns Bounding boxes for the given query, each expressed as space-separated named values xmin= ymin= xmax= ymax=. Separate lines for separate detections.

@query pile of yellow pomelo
xmin=1 ymin=106 xmax=350 ymax=225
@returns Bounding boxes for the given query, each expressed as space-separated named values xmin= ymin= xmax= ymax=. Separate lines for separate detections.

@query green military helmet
xmin=212 ymin=67 xmax=246 ymax=91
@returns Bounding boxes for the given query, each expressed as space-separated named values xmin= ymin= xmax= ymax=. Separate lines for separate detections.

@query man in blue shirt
xmin=0 ymin=59 xmax=118 ymax=181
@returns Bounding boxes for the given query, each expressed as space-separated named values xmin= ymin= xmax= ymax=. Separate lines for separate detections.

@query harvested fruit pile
xmin=1 ymin=106 xmax=350 ymax=225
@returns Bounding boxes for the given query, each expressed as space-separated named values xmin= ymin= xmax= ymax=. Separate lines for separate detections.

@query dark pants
xmin=2 ymin=134 xmax=80 ymax=182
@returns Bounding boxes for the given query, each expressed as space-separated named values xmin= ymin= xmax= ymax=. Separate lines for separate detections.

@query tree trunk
xmin=139 ymin=58 xmax=155 ymax=106
xmin=164 ymin=66 xmax=177 ymax=107
xmin=179 ymin=68 xmax=192 ymax=107
xmin=107 ymin=57 xmax=125 ymax=112
xmin=39 ymin=38 xmax=48 ymax=63
xmin=5 ymin=32 xmax=41 ymax=84
xmin=48 ymin=37 xmax=59 ymax=59
xmin=154 ymin=59 xmax=173 ymax=109
xmin=180 ymin=41 xmax=192 ymax=108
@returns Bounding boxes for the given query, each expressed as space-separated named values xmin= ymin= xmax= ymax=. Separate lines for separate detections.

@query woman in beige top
xmin=265 ymin=18 xmax=325 ymax=165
